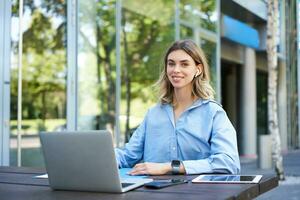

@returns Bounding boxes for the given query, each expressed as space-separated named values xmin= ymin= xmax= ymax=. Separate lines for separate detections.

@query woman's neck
xmin=173 ymin=88 xmax=195 ymax=108
xmin=172 ymin=88 xmax=197 ymax=122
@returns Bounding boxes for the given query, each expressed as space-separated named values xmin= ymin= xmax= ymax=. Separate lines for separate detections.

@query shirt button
xmin=172 ymin=147 xmax=176 ymax=151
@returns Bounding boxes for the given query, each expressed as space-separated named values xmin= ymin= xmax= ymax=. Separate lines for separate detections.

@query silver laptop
xmin=40 ymin=130 xmax=153 ymax=193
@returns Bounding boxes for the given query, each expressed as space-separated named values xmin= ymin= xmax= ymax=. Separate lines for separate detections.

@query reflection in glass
xmin=257 ymin=72 xmax=268 ymax=135
xmin=10 ymin=0 xmax=67 ymax=166
xmin=77 ymin=0 xmax=116 ymax=133
xmin=180 ymin=0 xmax=217 ymax=32
xmin=201 ymin=175 xmax=255 ymax=182
xmin=121 ymin=0 xmax=175 ymax=142
xmin=200 ymin=39 xmax=217 ymax=91
xmin=180 ymin=25 xmax=194 ymax=40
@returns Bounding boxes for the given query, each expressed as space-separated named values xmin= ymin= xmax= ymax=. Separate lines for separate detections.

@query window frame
xmin=0 ymin=0 xmax=12 ymax=165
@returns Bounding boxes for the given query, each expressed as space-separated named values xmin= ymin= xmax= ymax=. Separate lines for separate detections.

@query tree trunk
xmin=266 ymin=0 xmax=285 ymax=180
xmin=96 ymin=25 xmax=105 ymax=114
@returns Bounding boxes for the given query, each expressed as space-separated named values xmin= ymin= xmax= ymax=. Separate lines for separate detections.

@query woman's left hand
xmin=129 ymin=162 xmax=171 ymax=175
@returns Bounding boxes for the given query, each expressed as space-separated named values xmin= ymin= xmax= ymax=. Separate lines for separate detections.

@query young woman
xmin=115 ymin=39 xmax=240 ymax=175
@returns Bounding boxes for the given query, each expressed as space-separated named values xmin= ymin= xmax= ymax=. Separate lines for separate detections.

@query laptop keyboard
xmin=121 ymin=183 xmax=135 ymax=188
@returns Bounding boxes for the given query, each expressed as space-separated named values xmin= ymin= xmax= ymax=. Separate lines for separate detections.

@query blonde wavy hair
xmin=156 ymin=39 xmax=215 ymax=104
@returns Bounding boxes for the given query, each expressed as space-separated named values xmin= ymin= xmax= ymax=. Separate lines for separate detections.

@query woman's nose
xmin=173 ymin=64 xmax=180 ymax=72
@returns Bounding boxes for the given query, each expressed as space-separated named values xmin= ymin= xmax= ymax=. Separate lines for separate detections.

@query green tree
xmin=78 ymin=0 xmax=116 ymax=129
xmin=121 ymin=0 xmax=174 ymax=139
xmin=11 ymin=0 xmax=66 ymax=129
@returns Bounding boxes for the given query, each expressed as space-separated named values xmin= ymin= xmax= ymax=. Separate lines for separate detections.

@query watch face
xmin=172 ymin=160 xmax=181 ymax=167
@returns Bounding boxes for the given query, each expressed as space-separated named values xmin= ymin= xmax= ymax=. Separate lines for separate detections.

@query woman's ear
xmin=195 ymin=65 xmax=202 ymax=77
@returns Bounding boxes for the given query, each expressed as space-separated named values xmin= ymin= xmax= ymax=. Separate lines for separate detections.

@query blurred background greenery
xmin=10 ymin=0 xmax=217 ymax=166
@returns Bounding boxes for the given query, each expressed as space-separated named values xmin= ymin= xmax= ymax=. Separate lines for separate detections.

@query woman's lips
xmin=172 ymin=76 xmax=183 ymax=82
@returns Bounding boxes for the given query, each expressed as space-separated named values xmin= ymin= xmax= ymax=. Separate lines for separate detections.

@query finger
xmin=130 ymin=169 xmax=147 ymax=175
xmin=133 ymin=163 xmax=144 ymax=169
xmin=130 ymin=166 xmax=145 ymax=174
xmin=132 ymin=164 xmax=146 ymax=172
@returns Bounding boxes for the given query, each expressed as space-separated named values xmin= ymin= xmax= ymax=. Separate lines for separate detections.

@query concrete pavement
xmin=240 ymin=149 xmax=300 ymax=200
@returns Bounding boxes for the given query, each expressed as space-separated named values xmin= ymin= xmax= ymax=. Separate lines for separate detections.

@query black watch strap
xmin=171 ymin=160 xmax=181 ymax=175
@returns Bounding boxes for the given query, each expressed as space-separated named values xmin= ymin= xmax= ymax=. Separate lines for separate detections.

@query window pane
xmin=200 ymin=39 xmax=217 ymax=91
xmin=180 ymin=25 xmax=194 ymax=40
xmin=180 ymin=0 xmax=217 ymax=32
xmin=257 ymin=71 xmax=268 ymax=135
xmin=121 ymin=0 xmax=175 ymax=142
xmin=77 ymin=0 xmax=116 ymax=133
xmin=10 ymin=0 xmax=67 ymax=166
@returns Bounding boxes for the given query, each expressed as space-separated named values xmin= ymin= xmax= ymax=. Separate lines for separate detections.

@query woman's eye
xmin=181 ymin=63 xmax=189 ymax=67
xmin=168 ymin=63 xmax=175 ymax=66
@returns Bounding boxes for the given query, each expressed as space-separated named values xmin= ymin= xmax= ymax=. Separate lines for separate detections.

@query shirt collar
xmin=186 ymin=98 xmax=211 ymax=110
xmin=161 ymin=98 xmax=211 ymax=113
xmin=161 ymin=98 xmax=209 ymax=109
xmin=160 ymin=99 xmax=219 ymax=127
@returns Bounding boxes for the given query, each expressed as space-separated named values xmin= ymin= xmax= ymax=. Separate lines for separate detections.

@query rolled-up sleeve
xmin=183 ymin=109 xmax=240 ymax=174
xmin=115 ymin=113 xmax=147 ymax=168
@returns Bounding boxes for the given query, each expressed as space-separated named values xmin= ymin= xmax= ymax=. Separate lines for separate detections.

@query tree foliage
xmin=11 ymin=0 xmax=217 ymax=135
xmin=11 ymin=0 xmax=66 ymax=127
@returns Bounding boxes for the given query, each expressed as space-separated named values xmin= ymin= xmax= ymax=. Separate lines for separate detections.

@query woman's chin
xmin=172 ymin=85 xmax=185 ymax=90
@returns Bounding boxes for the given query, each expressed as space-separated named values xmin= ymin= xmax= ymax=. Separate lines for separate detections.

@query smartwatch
xmin=171 ymin=160 xmax=181 ymax=175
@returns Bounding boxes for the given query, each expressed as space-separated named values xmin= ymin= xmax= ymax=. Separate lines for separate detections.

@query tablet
xmin=192 ymin=175 xmax=262 ymax=184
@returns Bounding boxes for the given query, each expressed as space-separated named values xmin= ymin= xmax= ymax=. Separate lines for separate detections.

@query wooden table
xmin=0 ymin=167 xmax=278 ymax=200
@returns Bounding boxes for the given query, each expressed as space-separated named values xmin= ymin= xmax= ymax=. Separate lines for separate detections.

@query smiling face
xmin=166 ymin=50 xmax=200 ymax=92
xmin=158 ymin=39 xmax=214 ymax=104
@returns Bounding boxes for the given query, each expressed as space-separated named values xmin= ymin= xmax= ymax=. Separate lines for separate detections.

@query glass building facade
xmin=0 ymin=0 xmax=299 ymax=167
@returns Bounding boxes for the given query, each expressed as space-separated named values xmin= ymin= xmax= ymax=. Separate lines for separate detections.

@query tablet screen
xmin=192 ymin=175 xmax=262 ymax=184
xmin=200 ymin=175 xmax=255 ymax=181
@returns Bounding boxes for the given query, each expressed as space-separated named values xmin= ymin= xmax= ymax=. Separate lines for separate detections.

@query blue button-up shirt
xmin=115 ymin=99 xmax=240 ymax=174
